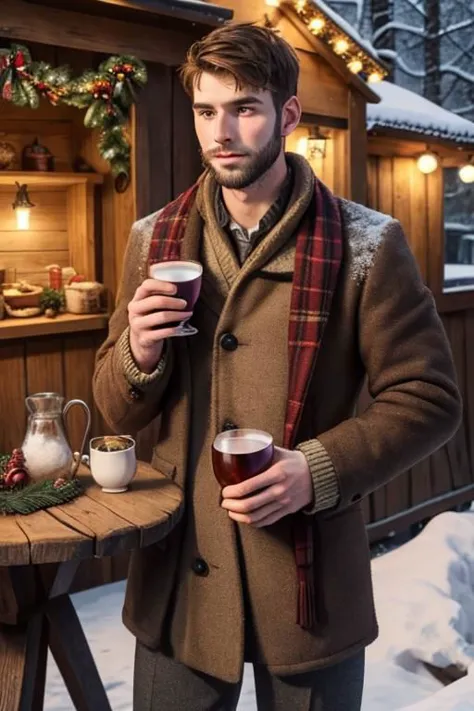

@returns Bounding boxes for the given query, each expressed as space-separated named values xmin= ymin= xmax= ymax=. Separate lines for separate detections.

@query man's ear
xmin=281 ymin=96 xmax=302 ymax=138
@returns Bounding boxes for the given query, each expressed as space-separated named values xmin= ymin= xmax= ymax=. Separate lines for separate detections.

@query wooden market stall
xmin=362 ymin=80 xmax=474 ymax=542
xmin=0 ymin=0 xmax=231 ymax=453
xmin=0 ymin=0 xmax=231 ymax=589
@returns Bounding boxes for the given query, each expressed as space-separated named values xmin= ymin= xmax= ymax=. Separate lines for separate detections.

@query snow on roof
xmin=311 ymin=0 xmax=382 ymax=66
xmin=367 ymin=81 xmax=474 ymax=144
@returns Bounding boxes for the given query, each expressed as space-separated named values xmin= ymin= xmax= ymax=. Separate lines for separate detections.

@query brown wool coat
xmin=93 ymin=156 xmax=462 ymax=683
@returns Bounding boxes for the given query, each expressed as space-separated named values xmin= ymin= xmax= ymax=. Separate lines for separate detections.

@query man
xmin=93 ymin=23 xmax=462 ymax=711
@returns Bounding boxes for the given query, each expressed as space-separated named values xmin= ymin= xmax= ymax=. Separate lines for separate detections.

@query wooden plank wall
xmin=0 ymin=186 xmax=70 ymax=286
xmin=363 ymin=152 xmax=474 ymax=538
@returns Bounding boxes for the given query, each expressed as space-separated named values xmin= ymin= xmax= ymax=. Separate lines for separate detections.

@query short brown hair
xmin=179 ymin=23 xmax=299 ymax=111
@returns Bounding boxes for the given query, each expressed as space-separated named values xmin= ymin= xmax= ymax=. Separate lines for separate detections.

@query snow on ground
xmin=45 ymin=509 xmax=474 ymax=710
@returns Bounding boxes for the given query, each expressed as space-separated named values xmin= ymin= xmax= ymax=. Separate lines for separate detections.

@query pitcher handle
xmin=63 ymin=399 xmax=91 ymax=477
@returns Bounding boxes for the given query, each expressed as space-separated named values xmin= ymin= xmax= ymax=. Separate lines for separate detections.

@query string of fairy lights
xmin=264 ymin=0 xmax=474 ymax=183
xmin=265 ymin=0 xmax=387 ymax=84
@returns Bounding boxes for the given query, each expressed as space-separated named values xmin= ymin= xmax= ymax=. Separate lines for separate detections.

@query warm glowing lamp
xmin=12 ymin=182 xmax=35 ymax=231
xmin=295 ymin=0 xmax=307 ymax=11
xmin=308 ymin=17 xmax=325 ymax=34
xmin=417 ymin=152 xmax=439 ymax=175
xmin=265 ymin=0 xmax=280 ymax=6
xmin=459 ymin=164 xmax=474 ymax=184
xmin=307 ymin=126 xmax=328 ymax=159
xmin=296 ymin=136 xmax=309 ymax=157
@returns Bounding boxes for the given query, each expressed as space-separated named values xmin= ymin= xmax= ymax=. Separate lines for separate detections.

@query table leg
xmin=0 ymin=612 xmax=48 ymax=711
xmin=47 ymin=594 xmax=112 ymax=711
xmin=1 ymin=562 xmax=112 ymax=711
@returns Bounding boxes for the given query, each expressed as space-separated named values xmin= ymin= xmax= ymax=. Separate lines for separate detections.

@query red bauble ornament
xmin=3 ymin=449 xmax=30 ymax=488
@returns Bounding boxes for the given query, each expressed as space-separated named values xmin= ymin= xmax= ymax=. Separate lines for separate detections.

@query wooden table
xmin=0 ymin=461 xmax=184 ymax=711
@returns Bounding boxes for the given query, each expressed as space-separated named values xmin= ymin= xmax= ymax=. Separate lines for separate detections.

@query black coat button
xmin=220 ymin=333 xmax=239 ymax=351
xmin=129 ymin=385 xmax=142 ymax=401
xmin=192 ymin=558 xmax=209 ymax=577
xmin=222 ymin=420 xmax=238 ymax=432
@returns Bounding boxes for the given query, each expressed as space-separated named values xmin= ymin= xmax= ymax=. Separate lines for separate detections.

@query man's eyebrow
xmin=192 ymin=96 xmax=264 ymax=110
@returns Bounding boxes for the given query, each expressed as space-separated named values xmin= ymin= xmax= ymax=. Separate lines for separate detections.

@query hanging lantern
xmin=459 ymin=163 xmax=474 ymax=184
xmin=417 ymin=152 xmax=439 ymax=175
xmin=307 ymin=126 xmax=328 ymax=159
xmin=296 ymin=136 xmax=309 ymax=157
xmin=12 ymin=182 xmax=35 ymax=231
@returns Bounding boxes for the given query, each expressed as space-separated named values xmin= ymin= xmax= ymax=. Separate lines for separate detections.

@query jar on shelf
xmin=0 ymin=141 xmax=16 ymax=170
xmin=48 ymin=265 xmax=63 ymax=290
xmin=22 ymin=137 xmax=54 ymax=172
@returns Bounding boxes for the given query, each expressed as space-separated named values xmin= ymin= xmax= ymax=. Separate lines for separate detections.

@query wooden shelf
xmin=0 ymin=172 xmax=104 ymax=187
xmin=0 ymin=313 xmax=108 ymax=340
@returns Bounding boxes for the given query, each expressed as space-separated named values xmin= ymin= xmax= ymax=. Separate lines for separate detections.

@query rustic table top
xmin=0 ymin=461 xmax=184 ymax=567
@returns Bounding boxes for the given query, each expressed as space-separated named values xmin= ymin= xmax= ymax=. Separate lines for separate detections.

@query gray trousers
xmin=134 ymin=641 xmax=365 ymax=711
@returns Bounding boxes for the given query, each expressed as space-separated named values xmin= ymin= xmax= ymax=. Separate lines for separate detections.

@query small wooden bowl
xmin=3 ymin=283 xmax=43 ymax=309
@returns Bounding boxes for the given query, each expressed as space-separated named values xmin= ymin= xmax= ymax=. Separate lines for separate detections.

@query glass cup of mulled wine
xmin=212 ymin=429 xmax=274 ymax=488
xmin=149 ymin=260 xmax=203 ymax=337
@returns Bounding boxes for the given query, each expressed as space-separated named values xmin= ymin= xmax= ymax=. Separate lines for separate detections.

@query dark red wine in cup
xmin=212 ymin=429 xmax=274 ymax=488
xmin=149 ymin=260 xmax=203 ymax=334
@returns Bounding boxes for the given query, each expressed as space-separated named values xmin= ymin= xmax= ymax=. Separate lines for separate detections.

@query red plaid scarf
xmin=148 ymin=176 xmax=343 ymax=630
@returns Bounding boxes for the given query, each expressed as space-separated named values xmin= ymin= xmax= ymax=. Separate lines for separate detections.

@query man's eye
xmin=237 ymin=106 xmax=253 ymax=115
xmin=198 ymin=110 xmax=215 ymax=119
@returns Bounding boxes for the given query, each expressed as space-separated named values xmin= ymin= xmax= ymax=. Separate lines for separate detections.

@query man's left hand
xmin=220 ymin=446 xmax=313 ymax=527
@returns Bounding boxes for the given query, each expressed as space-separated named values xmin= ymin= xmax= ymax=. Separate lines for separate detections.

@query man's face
xmin=192 ymin=72 xmax=282 ymax=189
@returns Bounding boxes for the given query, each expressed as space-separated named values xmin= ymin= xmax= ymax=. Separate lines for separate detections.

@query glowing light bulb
xmin=334 ymin=38 xmax=349 ymax=55
xmin=368 ymin=71 xmax=383 ymax=83
xmin=296 ymin=136 xmax=309 ymax=157
xmin=459 ymin=164 xmax=474 ymax=184
xmin=348 ymin=59 xmax=363 ymax=74
xmin=265 ymin=0 xmax=280 ymax=6
xmin=308 ymin=17 xmax=325 ymax=34
xmin=295 ymin=0 xmax=307 ymax=11
xmin=16 ymin=207 xmax=31 ymax=230
xmin=417 ymin=152 xmax=439 ymax=175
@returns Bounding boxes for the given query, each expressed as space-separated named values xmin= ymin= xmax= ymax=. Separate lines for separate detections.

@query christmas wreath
xmin=0 ymin=449 xmax=83 ymax=515
xmin=0 ymin=44 xmax=147 ymax=189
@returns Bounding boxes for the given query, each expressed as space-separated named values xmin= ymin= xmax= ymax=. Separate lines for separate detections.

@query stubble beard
xmin=202 ymin=118 xmax=283 ymax=190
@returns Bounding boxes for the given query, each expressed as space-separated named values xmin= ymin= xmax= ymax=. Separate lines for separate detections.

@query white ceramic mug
xmin=88 ymin=436 xmax=137 ymax=493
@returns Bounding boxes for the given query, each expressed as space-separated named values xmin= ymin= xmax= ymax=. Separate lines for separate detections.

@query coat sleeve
xmin=92 ymin=217 xmax=174 ymax=435
xmin=298 ymin=219 xmax=462 ymax=513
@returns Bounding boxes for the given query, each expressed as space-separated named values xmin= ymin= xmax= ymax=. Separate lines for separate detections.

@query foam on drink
xmin=213 ymin=430 xmax=272 ymax=455
xmin=150 ymin=261 xmax=202 ymax=282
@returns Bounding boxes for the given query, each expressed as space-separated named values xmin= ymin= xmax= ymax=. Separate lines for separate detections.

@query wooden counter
xmin=0 ymin=313 xmax=108 ymax=340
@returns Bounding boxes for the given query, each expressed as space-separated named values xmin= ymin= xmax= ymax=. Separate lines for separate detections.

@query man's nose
xmin=213 ymin=113 xmax=234 ymax=145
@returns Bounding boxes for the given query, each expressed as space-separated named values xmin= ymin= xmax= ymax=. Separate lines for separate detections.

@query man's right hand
xmin=128 ymin=279 xmax=193 ymax=374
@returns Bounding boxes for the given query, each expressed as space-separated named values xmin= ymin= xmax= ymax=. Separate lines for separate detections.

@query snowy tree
xmin=323 ymin=0 xmax=474 ymax=121
xmin=424 ymin=0 xmax=440 ymax=104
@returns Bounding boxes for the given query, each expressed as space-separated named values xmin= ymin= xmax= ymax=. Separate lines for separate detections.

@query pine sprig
xmin=0 ymin=478 xmax=83 ymax=515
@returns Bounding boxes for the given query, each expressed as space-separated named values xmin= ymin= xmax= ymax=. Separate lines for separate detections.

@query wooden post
xmin=347 ymin=91 xmax=368 ymax=205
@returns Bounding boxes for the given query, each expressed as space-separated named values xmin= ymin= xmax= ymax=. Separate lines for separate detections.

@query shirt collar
xmin=215 ymin=165 xmax=293 ymax=233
